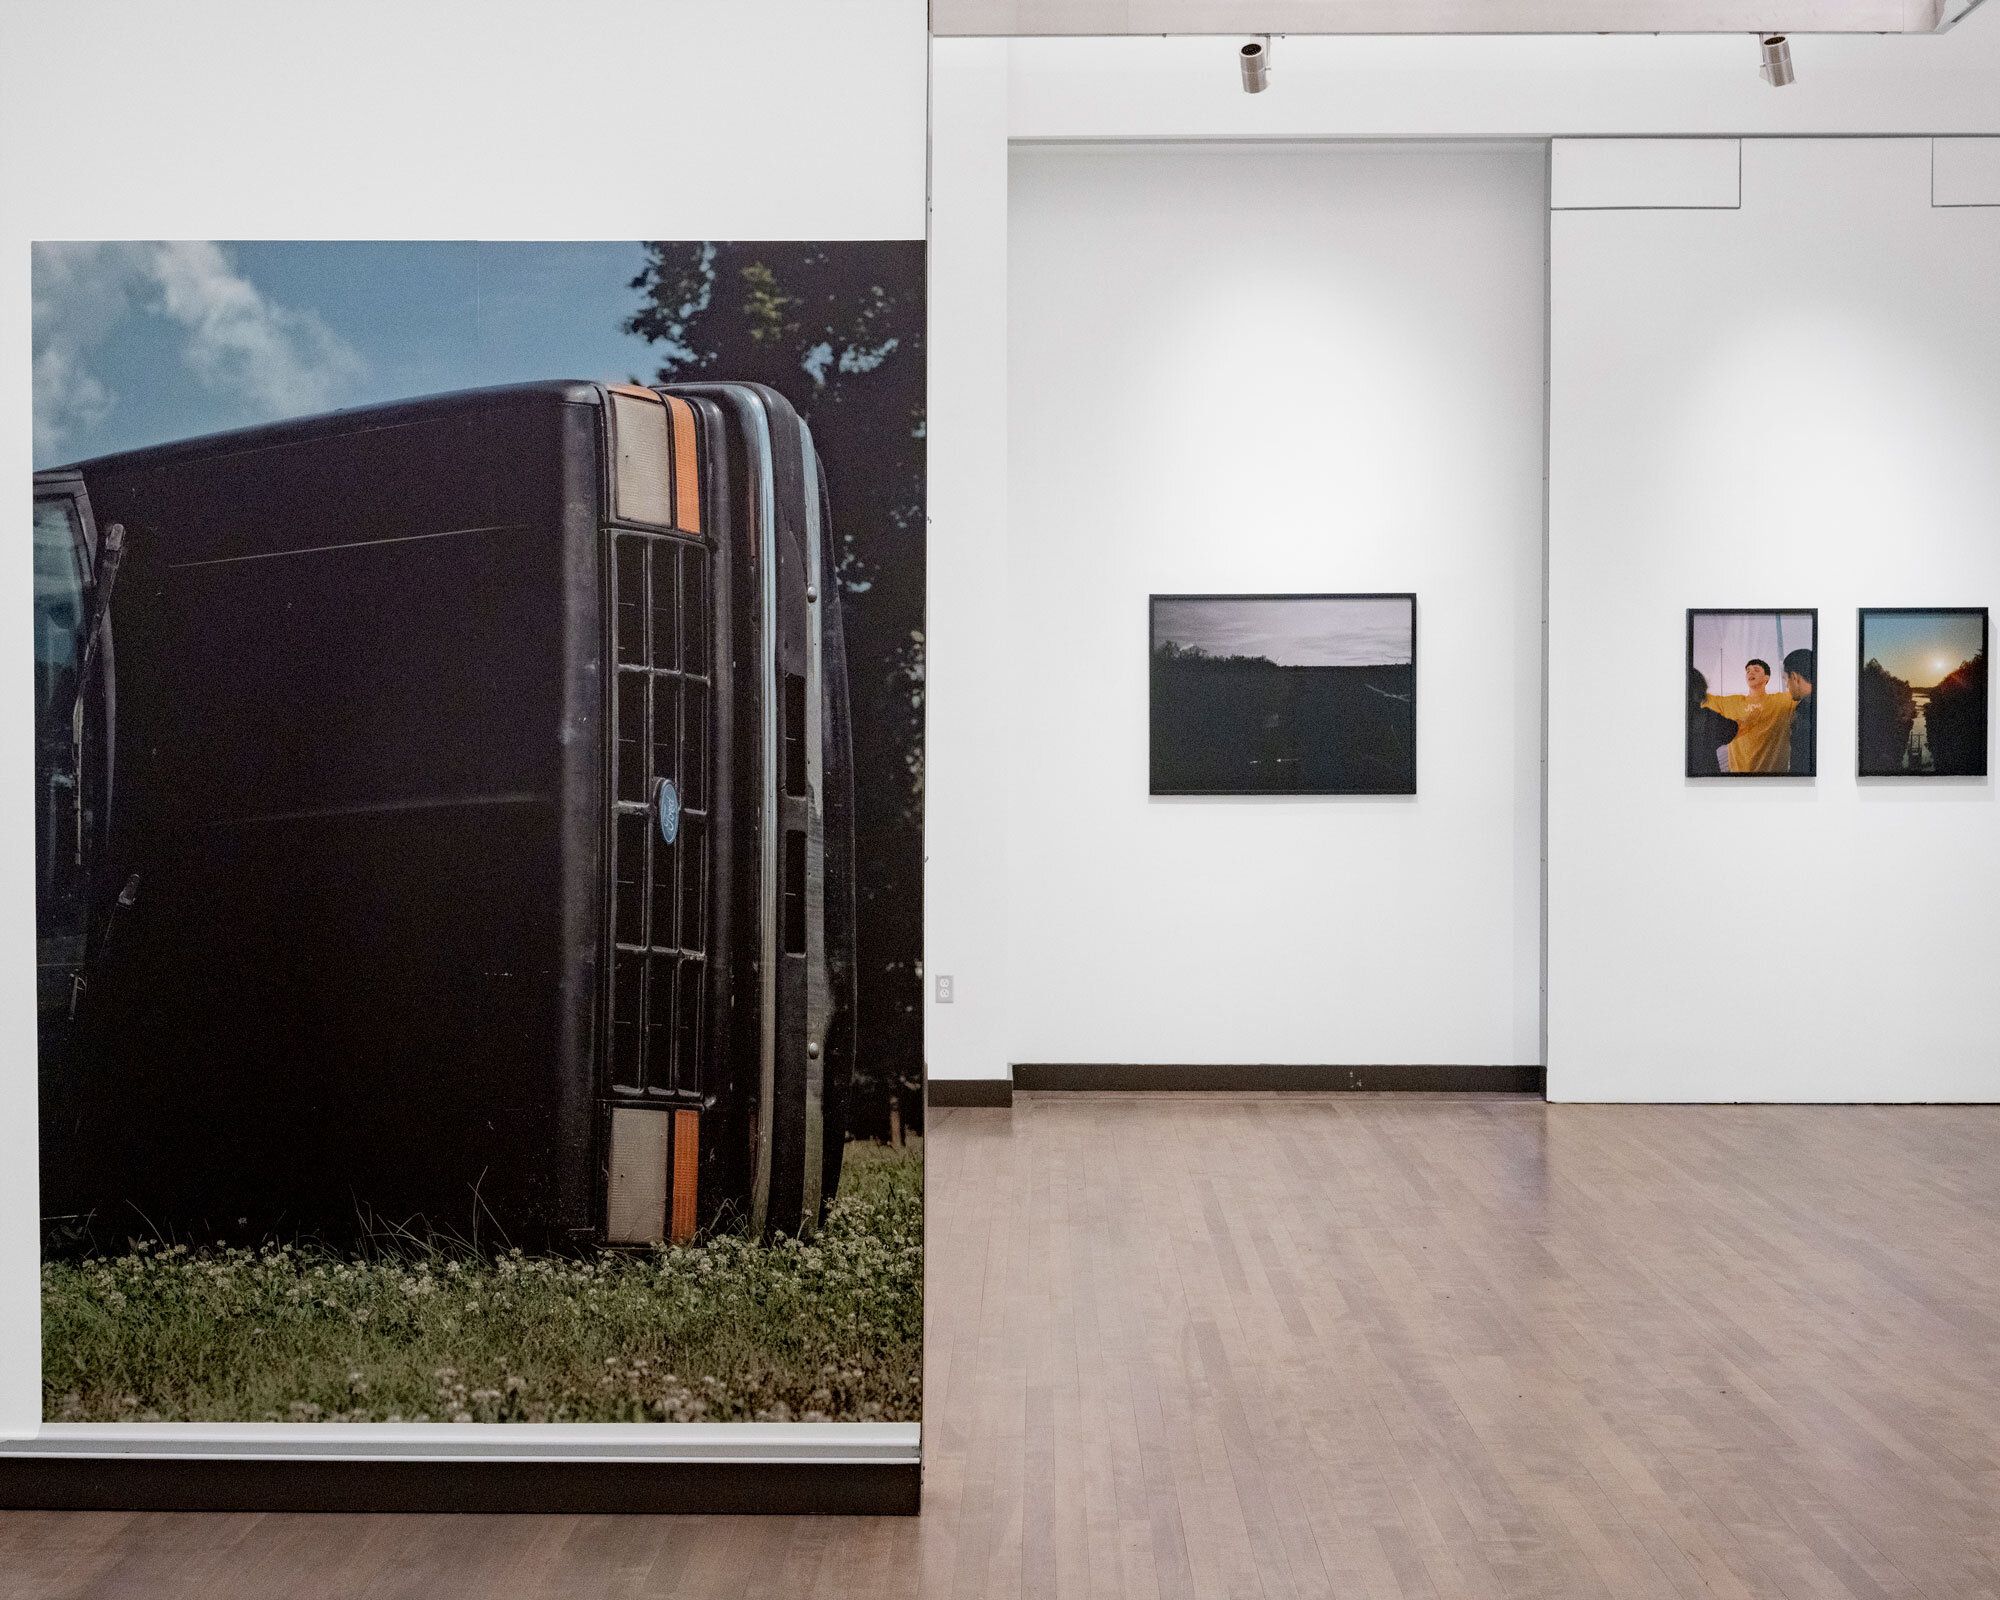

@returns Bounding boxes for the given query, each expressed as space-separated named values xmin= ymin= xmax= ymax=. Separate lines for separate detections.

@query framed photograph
xmin=1857 ymin=607 xmax=1989 ymax=776
xmin=1685 ymin=609 xmax=1819 ymax=778
xmin=1149 ymin=592 xmax=1417 ymax=796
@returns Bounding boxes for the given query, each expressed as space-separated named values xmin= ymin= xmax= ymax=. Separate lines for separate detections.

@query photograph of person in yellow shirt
xmin=1703 ymin=657 xmax=1799 ymax=773
xmin=1686 ymin=610 xmax=1818 ymax=777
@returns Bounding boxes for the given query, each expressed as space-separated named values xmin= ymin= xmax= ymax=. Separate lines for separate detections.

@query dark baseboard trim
xmin=1012 ymin=1062 xmax=1546 ymax=1095
xmin=0 ymin=1456 xmax=921 ymax=1516
xmin=927 ymin=1077 xmax=1014 ymax=1108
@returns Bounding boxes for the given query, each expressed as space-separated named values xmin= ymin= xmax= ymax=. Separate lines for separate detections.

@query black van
xmin=33 ymin=380 xmax=856 ymax=1247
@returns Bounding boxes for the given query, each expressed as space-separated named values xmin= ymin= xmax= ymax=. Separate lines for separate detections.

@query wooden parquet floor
xmin=6 ymin=1092 xmax=2000 ymax=1598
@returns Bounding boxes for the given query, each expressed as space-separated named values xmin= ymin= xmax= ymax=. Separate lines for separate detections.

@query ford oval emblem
xmin=655 ymin=777 xmax=682 ymax=846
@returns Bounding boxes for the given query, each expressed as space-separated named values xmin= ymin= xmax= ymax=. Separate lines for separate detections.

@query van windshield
xmin=34 ymin=495 xmax=87 ymax=945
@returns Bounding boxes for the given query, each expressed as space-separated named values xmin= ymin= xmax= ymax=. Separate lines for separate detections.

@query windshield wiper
xmin=70 ymin=521 xmax=125 ymax=867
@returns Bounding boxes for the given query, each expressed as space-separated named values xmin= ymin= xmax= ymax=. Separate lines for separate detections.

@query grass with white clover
xmin=42 ymin=1139 xmax=920 ymax=1424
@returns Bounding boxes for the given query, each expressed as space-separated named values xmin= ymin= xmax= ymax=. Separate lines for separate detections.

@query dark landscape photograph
xmin=1859 ymin=607 xmax=1989 ymax=777
xmin=1149 ymin=593 xmax=1417 ymax=796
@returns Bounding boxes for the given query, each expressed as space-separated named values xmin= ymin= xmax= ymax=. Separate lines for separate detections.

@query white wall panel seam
xmin=1932 ymin=134 xmax=2000 ymax=202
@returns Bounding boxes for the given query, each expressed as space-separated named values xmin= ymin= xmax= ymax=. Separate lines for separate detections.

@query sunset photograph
xmin=1858 ymin=607 xmax=1989 ymax=776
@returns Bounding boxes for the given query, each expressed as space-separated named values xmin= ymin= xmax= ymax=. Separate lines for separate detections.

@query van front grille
xmin=608 ymin=528 xmax=711 ymax=1101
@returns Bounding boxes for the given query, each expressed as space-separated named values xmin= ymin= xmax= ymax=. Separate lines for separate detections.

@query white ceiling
xmin=933 ymin=0 xmax=1986 ymax=34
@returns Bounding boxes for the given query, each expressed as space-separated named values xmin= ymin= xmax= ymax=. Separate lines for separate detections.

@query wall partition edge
xmin=0 ymin=1423 xmax=921 ymax=1514
xmin=1539 ymin=137 xmax=1555 ymax=1080
xmin=0 ymin=0 xmax=935 ymax=1492
xmin=925 ymin=35 xmax=1016 ymax=1087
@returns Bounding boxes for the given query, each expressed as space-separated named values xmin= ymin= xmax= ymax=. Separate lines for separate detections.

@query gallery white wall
xmin=924 ymin=15 xmax=1999 ymax=1082
xmin=0 ymin=0 xmax=928 ymax=1443
xmin=925 ymin=43 xmax=1016 ymax=1087
xmin=1546 ymin=136 xmax=2000 ymax=1102
xmin=1006 ymin=143 xmax=1547 ymax=1069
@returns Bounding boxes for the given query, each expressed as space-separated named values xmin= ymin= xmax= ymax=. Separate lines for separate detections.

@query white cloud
xmin=31 ymin=243 xmax=137 ymax=456
xmin=32 ymin=241 xmax=366 ymax=459
xmin=147 ymin=241 xmax=362 ymax=417
xmin=32 ymin=342 xmax=115 ymax=459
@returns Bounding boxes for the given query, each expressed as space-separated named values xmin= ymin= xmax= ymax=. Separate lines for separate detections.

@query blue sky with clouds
xmin=1862 ymin=609 xmax=1987 ymax=689
xmin=33 ymin=241 xmax=660 ymax=467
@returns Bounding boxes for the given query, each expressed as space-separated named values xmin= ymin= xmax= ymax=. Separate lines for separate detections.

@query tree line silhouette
xmin=1859 ymin=649 xmax=1987 ymax=775
xmin=1150 ymin=641 xmax=1415 ymax=795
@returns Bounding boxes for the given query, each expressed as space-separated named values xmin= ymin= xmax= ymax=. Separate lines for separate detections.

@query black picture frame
xmin=1685 ymin=607 xmax=1819 ymax=779
xmin=1856 ymin=606 xmax=1990 ymax=778
xmin=1148 ymin=591 xmax=1418 ymax=797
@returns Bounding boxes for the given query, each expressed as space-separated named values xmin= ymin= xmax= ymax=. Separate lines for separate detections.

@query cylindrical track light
xmin=1759 ymin=34 xmax=1795 ymax=87
xmin=1239 ymin=37 xmax=1270 ymax=94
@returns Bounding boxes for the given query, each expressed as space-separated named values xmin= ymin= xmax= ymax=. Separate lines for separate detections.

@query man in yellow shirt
xmin=1703 ymin=657 xmax=1798 ymax=773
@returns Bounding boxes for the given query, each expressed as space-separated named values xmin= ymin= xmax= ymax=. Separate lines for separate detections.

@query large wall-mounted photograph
xmin=32 ymin=240 xmax=923 ymax=1425
xmin=1858 ymin=607 xmax=1989 ymax=777
xmin=1148 ymin=593 xmax=1418 ymax=797
xmin=1685 ymin=609 xmax=1818 ymax=778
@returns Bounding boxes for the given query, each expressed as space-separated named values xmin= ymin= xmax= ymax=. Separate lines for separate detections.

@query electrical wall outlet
xmin=935 ymin=974 xmax=955 ymax=1004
